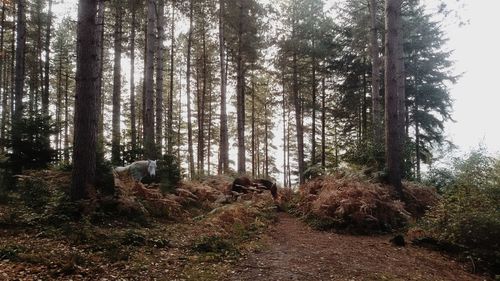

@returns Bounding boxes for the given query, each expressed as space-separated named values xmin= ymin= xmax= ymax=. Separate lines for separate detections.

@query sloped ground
xmin=228 ymin=213 xmax=488 ymax=281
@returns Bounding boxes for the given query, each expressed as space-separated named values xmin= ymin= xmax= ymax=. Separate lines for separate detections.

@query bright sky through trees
xmin=52 ymin=0 xmax=500 ymax=156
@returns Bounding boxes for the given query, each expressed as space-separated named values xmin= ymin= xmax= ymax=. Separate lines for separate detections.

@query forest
xmin=0 ymin=0 xmax=499 ymax=280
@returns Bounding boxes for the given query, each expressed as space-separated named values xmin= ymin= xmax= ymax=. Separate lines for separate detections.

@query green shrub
xmin=422 ymin=148 xmax=500 ymax=275
xmin=19 ymin=177 xmax=52 ymax=211
xmin=191 ymin=235 xmax=237 ymax=255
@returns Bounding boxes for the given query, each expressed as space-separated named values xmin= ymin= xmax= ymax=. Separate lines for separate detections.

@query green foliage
xmin=10 ymin=114 xmax=56 ymax=171
xmin=18 ymin=177 xmax=52 ymax=211
xmin=191 ymin=235 xmax=238 ymax=256
xmin=422 ymin=149 xmax=500 ymax=274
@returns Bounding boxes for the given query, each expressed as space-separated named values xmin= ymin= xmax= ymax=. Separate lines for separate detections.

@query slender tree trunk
xmin=42 ymin=0 xmax=53 ymax=117
xmin=55 ymin=55 xmax=63 ymax=160
xmin=96 ymin=0 xmax=105 ymax=159
xmin=111 ymin=1 xmax=123 ymax=164
xmin=293 ymin=52 xmax=304 ymax=184
xmin=362 ymin=69 xmax=368 ymax=141
xmin=155 ymin=0 xmax=165 ymax=155
xmin=186 ymin=0 xmax=194 ymax=178
xmin=71 ymin=0 xmax=99 ymax=201
xmin=311 ymin=39 xmax=317 ymax=166
xmin=218 ymin=0 xmax=229 ymax=174
xmin=197 ymin=24 xmax=208 ymax=175
xmin=264 ymin=99 xmax=269 ymax=178
xmin=282 ymin=74 xmax=287 ymax=187
xmin=64 ymin=66 xmax=70 ymax=163
xmin=167 ymin=0 xmax=176 ymax=155
xmin=0 ymin=1 xmax=6 ymax=152
xmin=369 ymin=0 xmax=383 ymax=158
xmin=384 ymin=0 xmax=404 ymax=197
xmin=251 ymin=79 xmax=255 ymax=177
xmin=207 ymin=83 xmax=212 ymax=175
xmin=144 ymin=0 xmax=156 ymax=159
xmin=415 ymin=101 xmax=421 ymax=182
xmin=397 ymin=0 xmax=406 ymax=178
xmin=236 ymin=4 xmax=246 ymax=174
xmin=12 ymin=0 xmax=27 ymax=175
xmin=321 ymin=76 xmax=326 ymax=168
xmin=129 ymin=0 xmax=137 ymax=159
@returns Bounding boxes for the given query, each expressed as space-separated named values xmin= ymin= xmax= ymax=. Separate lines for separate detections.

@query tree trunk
xmin=369 ymin=0 xmax=383 ymax=157
xmin=12 ymin=0 xmax=26 ymax=175
xmin=0 ymin=1 xmax=6 ymax=152
xmin=42 ymin=0 xmax=53 ymax=117
xmin=293 ymin=52 xmax=304 ymax=184
xmin=155 ymin=0 xmax=165 ymax=156
xmin=311 ymin=39 xmax=317 ymax=166
xmin=236 ymin=4 xmax=246 ymax=175
xmin=144 ymin=0 xmax=156 ymax=159
xmin=321 ymin=76 xmax=326 ymax=168
xmin=167 ymin=0 xmax=175 ymax=156
xmin=384 ymin=0 xmax=404 ymax=197
xmin=129 ymin=0 xmax=137 ymax=159
xmin=282 ymin=74 xmax=287 ymax=187
xmin=218 ymin=0 xmax=229 ymax=175
xmin=251 ymin=79 xmax=255 ymax=177
xmin=96 ymin=0 xmax=105 ymax=159
xmin=111 ymin=1 xmax=123 ymax=164
xmin=55 ymin=54 xmax=63 ymax=160
xmin=71 ymin=0 xmax=99 ymax=201
xmin=186 ymin=0 xmax=195 ymax=178
xmin=64 ymin=65 xmax=70 ymax=163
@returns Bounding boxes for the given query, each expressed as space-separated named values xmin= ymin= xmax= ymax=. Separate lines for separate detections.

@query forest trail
xmin=227 ymin=213 xmax=484 ymax=281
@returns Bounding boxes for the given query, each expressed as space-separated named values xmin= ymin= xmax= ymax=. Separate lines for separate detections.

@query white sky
xmin=436 ymin=1 xmax=500 ymax=155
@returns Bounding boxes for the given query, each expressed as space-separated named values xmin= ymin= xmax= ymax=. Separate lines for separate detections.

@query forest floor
xmin=0 ymin=205 xmax=491 ymax=281
xmin=226 ymin=213 xmax=487 ymax=281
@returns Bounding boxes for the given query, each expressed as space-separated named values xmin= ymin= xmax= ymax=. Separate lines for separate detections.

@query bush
xmin=421 ymin=148 xmax=500 ymax=275
xmin=18 ymin=177 xmax=52 ymax=211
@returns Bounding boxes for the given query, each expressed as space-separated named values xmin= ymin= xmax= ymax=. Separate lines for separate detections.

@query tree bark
xmin=42 ymin=0 xmax=53 ymax=117
xmin=186 ymin=0 xmax=194 ymax=178
xmin=167 ymin=0 xmax=175 ymax=156
xmin=218 ymin=0 xmax=229 ymax=175
xmin=71 ymin=0 xmax=99 ymax=201
xmin=129 ymin=0 xmax=137 ymax=159
xmin=293 ymin=52 xmax=304 ymax=184
xmin=384 ymin=0 xmax=404 ymax=197
xmin=321 ymin=76 xmax=326 ymax=168
xmin=64 ymin=65 xmax=70 ymax=163
xmin=0 ymin=1 xmax=6 ymax=152
xmin=311 ymin=38 xmax=317 ymax=166
xmin=155 ymin=0 xmax=165 ymax=156
xmin=236 ymin=3 xmax=246 ymax=174
xmin=369 ymin=0 xmax=383 ymax=157
xmin=12 ymin=0 xmax=26 ymax=174
xmin=111 ymin=1 xmax=123 ymax=164
xmin=96 ymin=0 xmax=105 ymax=159
xmin=144 ymin=0 xmax=156 ymax=159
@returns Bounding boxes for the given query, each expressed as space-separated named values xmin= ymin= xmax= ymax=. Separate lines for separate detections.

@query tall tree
xmin=111 ymin=0 xmax=123 ymax=164
xmin=12 ymin=0 xmax=27 ymax=175
xmin=143 ymin=0 xmax=156 ymax=159
xmin=186 ymin=0 xmax=195 ymax=178
xmin=129 ymin=0 xmax=137 ymax=158
xmin=42 ymin=0 xmax=53 ymax=118
xmin=384 ymin=0 xmax=404 ymax=197
xmin=155 ymin=0 xmax=165 ymax=155
xmin=369 ymin=0 xmax=383 ymax=158
xmin=71 ymin=0 xmax=99 ymax=200
xmin=218 ymin=0 xmax=229 ymax=174
xmin=167 ymin=0 xmax=176 ymax=155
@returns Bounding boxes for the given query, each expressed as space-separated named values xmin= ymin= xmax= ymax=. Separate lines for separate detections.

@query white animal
xmin=114 ymin=160 xmax=157 ymax=182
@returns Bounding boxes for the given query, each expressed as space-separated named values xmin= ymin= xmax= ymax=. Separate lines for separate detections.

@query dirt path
xmin=227 ymin=213 xmax=486 ymax=281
